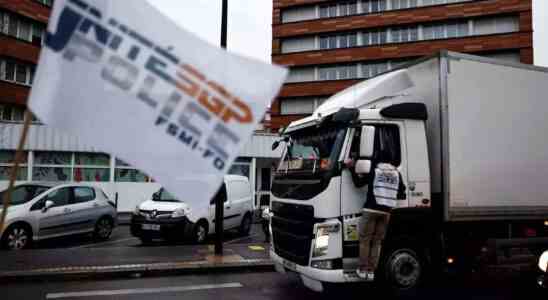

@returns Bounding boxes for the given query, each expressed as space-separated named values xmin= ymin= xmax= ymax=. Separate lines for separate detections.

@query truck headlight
xmin=313 ymin=224 xmax=340 ymax=258
xmin=539 ymin=251 xmax=548 ymax=273
xmin=171 ymin=207 xmax=187 ymax=218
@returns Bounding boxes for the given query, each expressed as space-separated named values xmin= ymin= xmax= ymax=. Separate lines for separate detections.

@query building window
xmin=0 ymin=151 xmax=28 ymax=181
xmin=281 ymin=16 xmax=517 ymax=54
xmin=115 ymin=159 xmax=151 ymax=182
xmin=391 ymin=26 xmax=419 ymax=43
xmin=281 ymin=0 xmax=479 ymax=23
xmin=33 ymin=151 xmax=72 ymax=181
xmin=0 ymin=104 xmax=41 ymax=124
xmin=35 ymin=0 xmax=54 ymax=6
xmin=74 ymin=153 xmax=110 ymax=182
xmin=0 ymin=104 xmax=24 ymax=122
xmin=280 ymin=97 xmax=327 ymax=115
xmin=0 ymin=58 xmax=36 ymax=86
xmin=0 ymin=11 xmax=46 ymax=45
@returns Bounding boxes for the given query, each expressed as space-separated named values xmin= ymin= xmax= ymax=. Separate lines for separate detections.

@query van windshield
xmin=154 ymin=189 xmax=181 ymax=202
xmin=277 ymin=126 xmax=347 ymax=175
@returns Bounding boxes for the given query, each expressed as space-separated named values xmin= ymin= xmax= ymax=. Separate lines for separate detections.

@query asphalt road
xmin=33 ymin=222 xmax=266 ymax=250
xmin=3 ymin=268 xmax=545 ymax=300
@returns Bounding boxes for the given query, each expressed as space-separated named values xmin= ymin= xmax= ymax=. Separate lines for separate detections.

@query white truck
xmin=270 ymin=51 xmax=548 ymax=295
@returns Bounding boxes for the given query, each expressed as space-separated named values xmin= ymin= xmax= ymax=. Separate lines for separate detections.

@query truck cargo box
xmin=398 ymin=52 xmax=548 ymax=221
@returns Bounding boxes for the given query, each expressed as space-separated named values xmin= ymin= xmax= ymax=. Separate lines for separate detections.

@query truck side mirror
xmin=272 ymin=140 xmax=280 ymax=151
xmin=360 ymin=126 xmax=375 ymax=158
xmin=355 ymin=160 xmax=372 ymax=175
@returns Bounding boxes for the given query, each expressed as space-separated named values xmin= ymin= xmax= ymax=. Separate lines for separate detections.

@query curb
xmin=0 ymin=258 xmax=275 ymax=283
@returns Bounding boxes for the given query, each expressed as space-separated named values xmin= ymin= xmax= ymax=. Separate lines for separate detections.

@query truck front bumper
xmin=270 ymin=249 xmax=359 ymax=292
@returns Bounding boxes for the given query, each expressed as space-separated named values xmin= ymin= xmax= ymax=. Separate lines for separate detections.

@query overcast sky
xmin=148 ymin=0 xmax=547 ymax=67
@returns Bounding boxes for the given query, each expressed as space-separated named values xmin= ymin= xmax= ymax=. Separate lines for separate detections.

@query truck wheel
xmin=380 ymin=246 xmax=427 ymax=298
xmin=239 ymin=214 xmax=252 ymax=236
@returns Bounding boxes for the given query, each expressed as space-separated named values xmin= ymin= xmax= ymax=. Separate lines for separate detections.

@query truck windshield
xmin=278 ymin=126 xmax=346 ymax=175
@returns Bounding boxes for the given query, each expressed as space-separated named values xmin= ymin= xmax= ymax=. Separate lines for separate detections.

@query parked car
xmin=130 ymin=175 xmax=254 ymax=244
xmin=539 ymin=250 xmax=547 ymax=289
xmin=0 ymin=183 xmax=117 ymax=250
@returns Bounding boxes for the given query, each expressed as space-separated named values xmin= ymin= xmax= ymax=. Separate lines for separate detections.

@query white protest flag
xmin=28 ymin=0 xmax=287 ymax=222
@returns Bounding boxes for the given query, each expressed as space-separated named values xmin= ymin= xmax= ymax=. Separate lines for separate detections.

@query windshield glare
xmin=278 ymin=127 xmax=346 ymax=173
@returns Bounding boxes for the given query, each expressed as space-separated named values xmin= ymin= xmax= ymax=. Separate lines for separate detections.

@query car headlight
xmin=313 ymin=223 xmax=340 ymax=258
xmin=539 ymin=251 xmax=548 ymax=273
xmin=133 ymin=205 xmax=140 ymax=216
xmin=171 ymin=207 xmax=187 ymax=218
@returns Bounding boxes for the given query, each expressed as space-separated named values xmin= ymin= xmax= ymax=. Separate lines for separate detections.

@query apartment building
xmin=270 ymin=0 xmax=534 ymax=130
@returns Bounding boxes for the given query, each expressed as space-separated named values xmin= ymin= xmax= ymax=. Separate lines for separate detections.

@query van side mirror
xmin=360 ymin=126 xmax=375 ymax=158
xmin=152 ymin=192 xmax=160 ymax=201
xmin=272 ymin=140 xmax=280 ymax=151
xmin=355 ymin=160 xmax=372 ymax=175
xmin=43 ymin=200 xmax=54 ymax=212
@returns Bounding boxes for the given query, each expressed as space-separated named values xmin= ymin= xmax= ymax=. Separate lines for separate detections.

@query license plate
xmin=142 ymin=224 xmax=160 ymax=231
xmin=283 ymin=259 xmax=296 ymax=271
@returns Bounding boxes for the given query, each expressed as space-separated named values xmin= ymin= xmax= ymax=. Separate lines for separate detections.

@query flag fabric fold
xmin=28 ymin=0 xmax=287 ymax=222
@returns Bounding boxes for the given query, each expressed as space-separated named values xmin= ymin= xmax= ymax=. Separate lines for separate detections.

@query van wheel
xmin=2 ymin=224 xmax=32 ymax=250
xmin=193 ymin=221 xmax=208 ymax=244
xmin=93 ymin=217 xmax=113 ymax=241
xmin=239 ymin=214 xmax=252 ymax=236
xmin=380 ymin=245 xmax=427 ymax=298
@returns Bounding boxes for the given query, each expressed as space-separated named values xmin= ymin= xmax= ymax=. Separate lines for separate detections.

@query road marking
xmin=225 ymin=234 xmax=259 ymax=245
xmin=248 ymin=245 xmax=265 ymax=251
xmin=45 ymin=282 xmax=243 ymax=299
xmin=69 ymin=237 xmax=138 ymax=249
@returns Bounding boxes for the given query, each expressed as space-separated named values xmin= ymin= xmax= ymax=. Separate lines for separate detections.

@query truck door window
xmin=375 ymin=125 xmax=401 ymax=167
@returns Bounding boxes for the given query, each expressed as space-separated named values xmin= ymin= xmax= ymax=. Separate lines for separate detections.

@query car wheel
xmin=239 ymin=214 xmax=252 ymax=236
xmin=380 ymin=245 xmax=427 ymax=298
xmin=2 ymin=224 xmax=32 ymax=250
xmin=93 ymin=217 xmax=113 ymax=241
xmin=194 ymin=221 xmax=208 ymax=244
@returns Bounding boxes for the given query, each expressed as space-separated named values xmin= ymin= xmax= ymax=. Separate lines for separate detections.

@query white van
xmin=130 ymin=175 xmax=253 ymax=243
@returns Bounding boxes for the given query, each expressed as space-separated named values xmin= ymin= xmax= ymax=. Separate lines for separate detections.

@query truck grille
xmin=271 ymin=202 xmax=315 ymax=266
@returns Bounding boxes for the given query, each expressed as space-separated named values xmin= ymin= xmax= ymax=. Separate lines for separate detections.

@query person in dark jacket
xmin=348 ymin=152 xmax=406 ymax=281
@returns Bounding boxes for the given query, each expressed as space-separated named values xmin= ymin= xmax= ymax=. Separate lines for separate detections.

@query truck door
xmin=341 ymin=123 xmax=409 ymax=218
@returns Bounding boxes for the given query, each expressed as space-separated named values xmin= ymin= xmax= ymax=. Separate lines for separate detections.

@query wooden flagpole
xmin=0 ymin=109 xmax=33 ymax=233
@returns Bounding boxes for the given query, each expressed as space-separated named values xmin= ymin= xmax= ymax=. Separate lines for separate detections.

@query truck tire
xmin=380 ymin=244 xmax=427 ymax=298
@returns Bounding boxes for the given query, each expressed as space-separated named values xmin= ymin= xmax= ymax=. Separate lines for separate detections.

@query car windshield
xmin=154 ymin=188 xmax=180 ymax=202
xmin=277 ymin=126 xmax=347 ymax=174
xmin=0 ymin=185 xmax=49 ymax=206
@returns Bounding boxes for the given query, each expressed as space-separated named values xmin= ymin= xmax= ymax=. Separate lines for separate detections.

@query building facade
xmin=0 ymin=0 xmax=279 ymax=211
xmin=270 ymin=0 xmax=534 ymax=130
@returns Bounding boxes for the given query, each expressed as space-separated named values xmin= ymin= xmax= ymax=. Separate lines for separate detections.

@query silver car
xmin=0 ymin=183 xmax=117 ymax=250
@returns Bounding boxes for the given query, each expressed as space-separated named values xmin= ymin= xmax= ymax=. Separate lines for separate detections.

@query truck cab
xmin=270 ymin=70 xmax=432 ymax=293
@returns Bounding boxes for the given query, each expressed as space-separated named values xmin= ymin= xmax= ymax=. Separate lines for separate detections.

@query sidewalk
xmin=0 ymin=243 xmax=273 ymax=281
